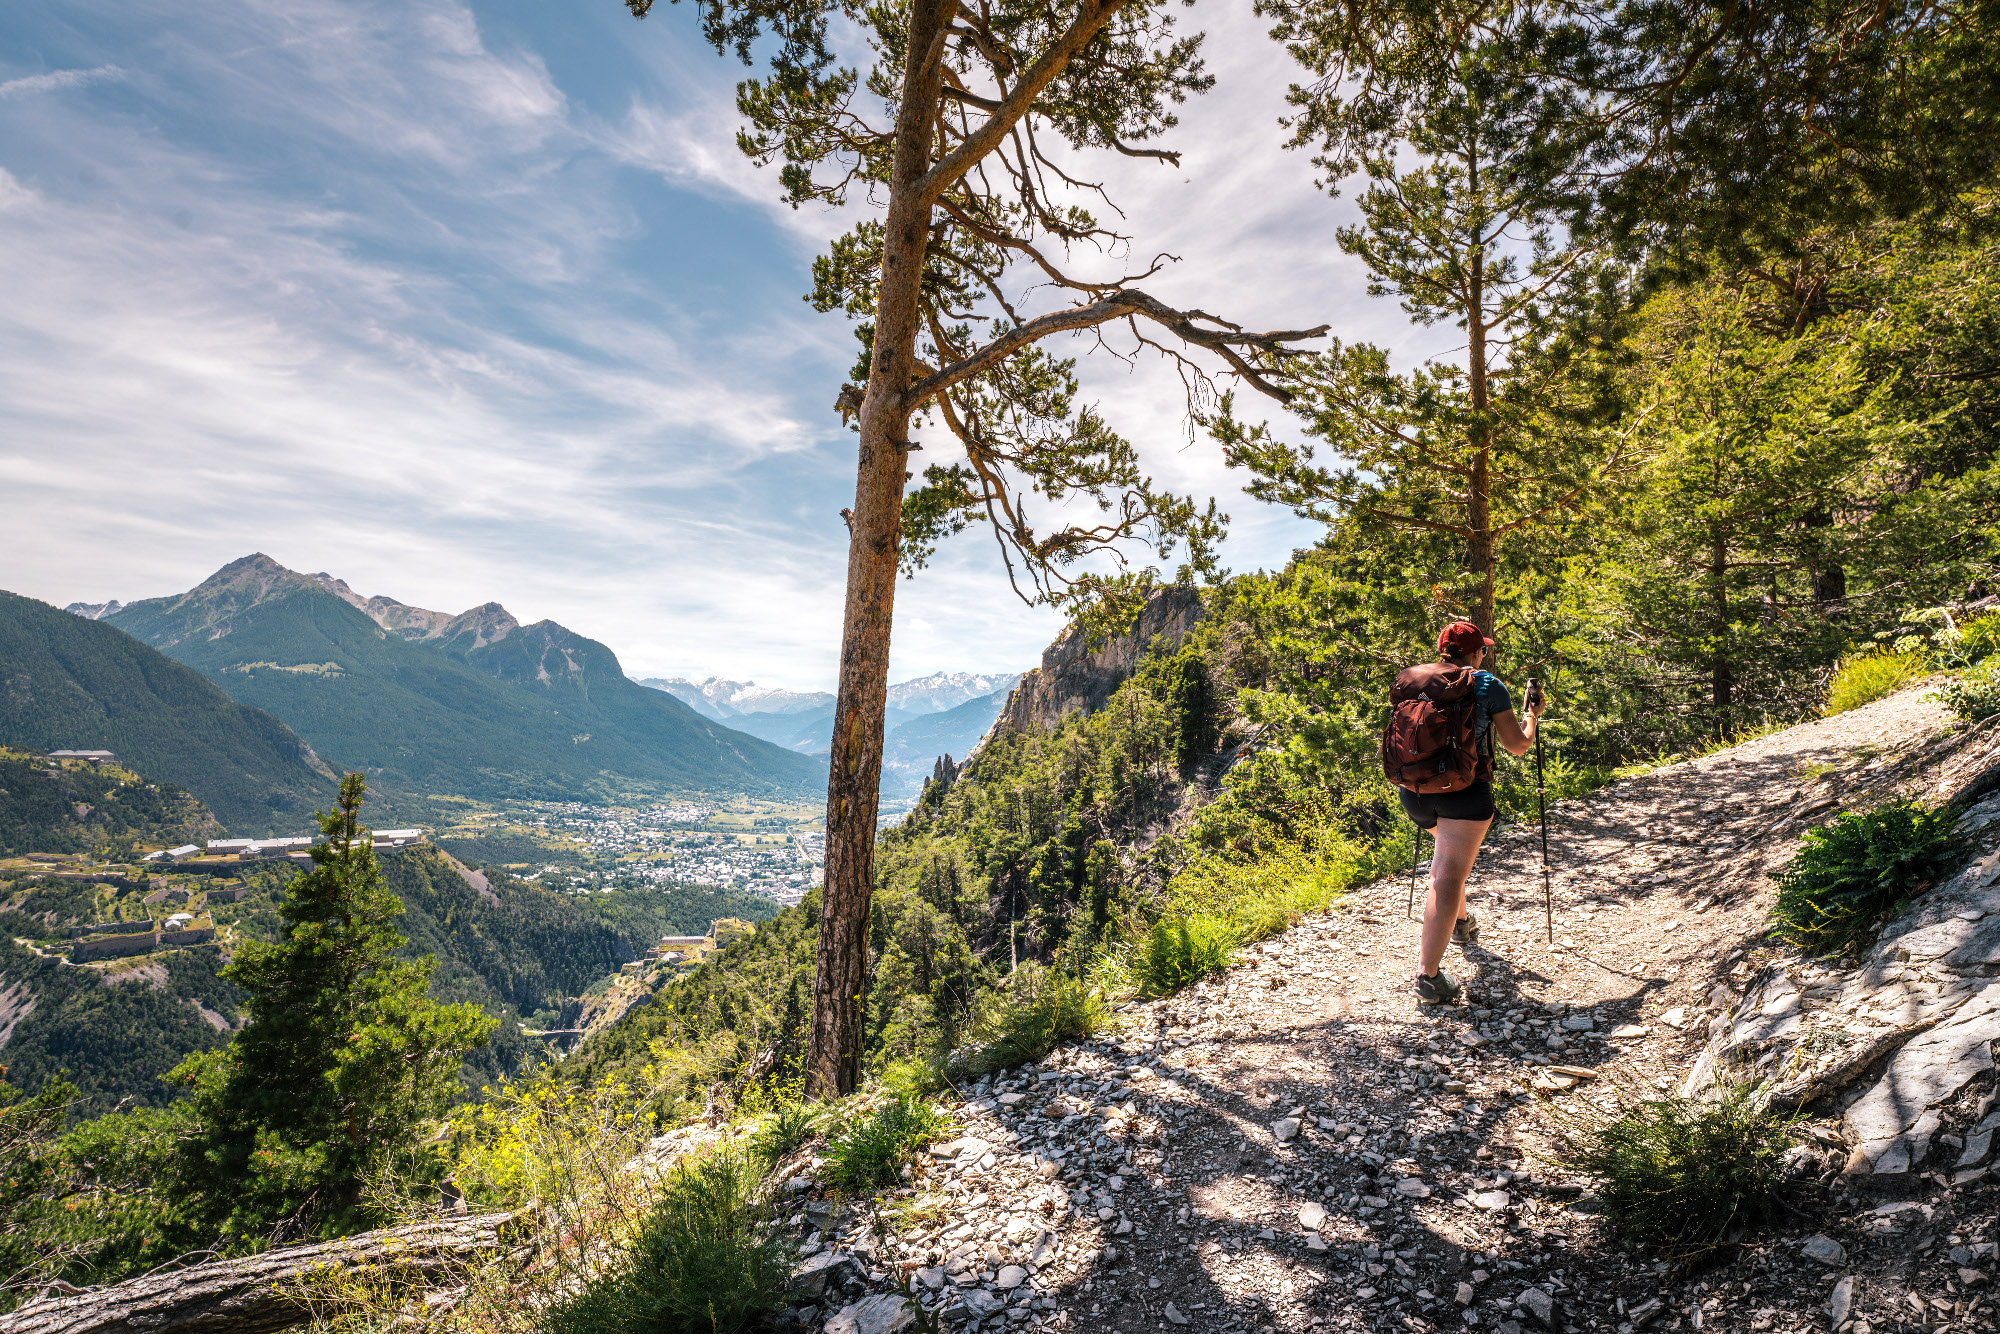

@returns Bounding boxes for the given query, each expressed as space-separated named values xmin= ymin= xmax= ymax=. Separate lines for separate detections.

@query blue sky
xmin=0 ymin=0 xmax=1435 ymax=690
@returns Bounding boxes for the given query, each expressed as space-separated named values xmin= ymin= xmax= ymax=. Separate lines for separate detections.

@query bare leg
xmin=1417 ymin=816 xmax=1492 ymax=978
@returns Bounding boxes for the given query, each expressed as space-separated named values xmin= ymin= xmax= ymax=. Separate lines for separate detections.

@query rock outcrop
xmin=984 ymin=586 xmax=1202 ymax=743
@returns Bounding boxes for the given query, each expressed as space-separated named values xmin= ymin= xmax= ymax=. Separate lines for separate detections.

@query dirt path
xmin=807 ymin=685 xmax=1996 ymax=1334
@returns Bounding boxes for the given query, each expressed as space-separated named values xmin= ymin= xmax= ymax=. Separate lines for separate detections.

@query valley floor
xmin=799 ymin=685 xmax=1997 ymax=1334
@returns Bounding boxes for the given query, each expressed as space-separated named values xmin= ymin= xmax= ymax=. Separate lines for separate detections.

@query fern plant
xmin=1771 ymin=801 xmax=1959 ymax=957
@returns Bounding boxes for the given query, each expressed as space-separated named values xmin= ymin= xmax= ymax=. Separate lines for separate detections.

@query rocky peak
xmin=988 ymin=585 xmax=1201 ymax=740
xmin=439 ymin=602 xmax=519 ymax=649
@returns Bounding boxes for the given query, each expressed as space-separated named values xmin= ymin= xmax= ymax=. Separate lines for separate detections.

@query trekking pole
xmin=1406 ymin=824 xmax=1423 ymax=919
xmin=1527 ymin=678 xmax=1552 ymax=943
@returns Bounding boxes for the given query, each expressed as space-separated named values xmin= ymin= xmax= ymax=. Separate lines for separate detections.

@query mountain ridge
xmin=95 ymin=556 xmax=823 ymax=804
xmin=0 ymin=588 xmax=337 ymax=832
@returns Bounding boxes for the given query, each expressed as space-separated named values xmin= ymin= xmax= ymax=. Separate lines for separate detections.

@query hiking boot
xmin=1452 ymin=912 xmax=1481 ymax=950
xmin=1414 ymin=969 xmax=1462 ymax=1005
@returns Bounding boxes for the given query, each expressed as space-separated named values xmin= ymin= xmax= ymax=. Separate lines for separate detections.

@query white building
xmin=163 ymin=844 xmax=200 ymax=861
xmin=207 ymin=839 xmax=257 ymax=854
xmin=372 ymin=828 xmax=425 ymax=849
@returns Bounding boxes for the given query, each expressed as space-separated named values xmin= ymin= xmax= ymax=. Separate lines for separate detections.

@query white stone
xmin=1609 ymin=1024 xmax=1649 ymax=1039
xmin=1457 ymin=1283 xmax=1475 ymax=1306
xmin=995 ymin=1265 xmax=1028 ymax=1289
xmin=1474 ymin=1191 xmax=1511 ymax=1210
xmin=997 ymin=1092 xmax=1025 ymax=1106
xmin=915 ymin=1267 xmax=945 ymax=1291
xmin=825 ymin=1293 xmax=915 ymax=1334
xmin=960 ymin=1290 xmax=1006 ymax=1317
xmin=1272 ymin=1117 xmax=1301 ymax=1142
xmin=1829 ymin=1276 xmax=1856 ymax=1326
xmin=1802 ymin=1235 xmax=1846 ymax=1265
xmin=1298 ymin=1201 xmax=1327 ymax=1230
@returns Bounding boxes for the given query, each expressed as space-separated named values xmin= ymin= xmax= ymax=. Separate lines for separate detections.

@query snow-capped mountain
xmin=641 ymin=678 xmax=835 ymax=721
xmin=642 ymin=669 xmax=1023 ymax=765
xmin=886 ymin=671 xmax=1021 ymax=714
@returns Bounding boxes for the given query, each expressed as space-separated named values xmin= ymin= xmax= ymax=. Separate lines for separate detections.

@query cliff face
xmin=985 ymin=584 xmax=1202 ymax=741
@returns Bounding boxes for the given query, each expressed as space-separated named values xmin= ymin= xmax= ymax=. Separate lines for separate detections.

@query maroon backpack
xmin=1381 ymin=663 xmax=1492 ymax=793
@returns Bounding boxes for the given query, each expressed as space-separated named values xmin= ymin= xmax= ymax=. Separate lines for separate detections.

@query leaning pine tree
xmin=174 ymin=774 xmax=494 ymax=1239
xmin=626 ymin=0 xmax=1324 ymax=1093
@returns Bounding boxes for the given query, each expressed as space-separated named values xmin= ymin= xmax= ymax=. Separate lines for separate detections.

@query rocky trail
xmin=782 ymin=685 xmax=2000 ymax=1334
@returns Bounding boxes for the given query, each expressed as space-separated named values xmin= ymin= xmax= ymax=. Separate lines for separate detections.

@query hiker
xmin=1382 ymin=620 xmax=1546 ymax=1003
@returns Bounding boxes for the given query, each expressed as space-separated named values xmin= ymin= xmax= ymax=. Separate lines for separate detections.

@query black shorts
xmin=1398 ymin=781 xmax=1496 ymax=828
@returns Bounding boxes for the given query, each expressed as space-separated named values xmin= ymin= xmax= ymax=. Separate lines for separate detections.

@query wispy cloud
xmin=0 ymin=0 xmax=1430 ymax=693
xmin=0 ymin=65 xmax=124 ymax=101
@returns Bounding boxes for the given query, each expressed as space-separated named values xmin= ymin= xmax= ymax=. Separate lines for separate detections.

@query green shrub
xmin=1133 ymin=914 xmax=1239 ymax=997
xmin=543 ymin=1149 xmax=797 ymax=1334
xmin=960 ymin=962 xmax=1111 ymax=1071
xmin=1551 ymin=1085 xmax=1796 ymax=1255
xmin=1936 ymin=659 xmax=2000 ymax=722
xmin=821 ymin=1095 xmax=950 ymax=1192
xmin=879 ymin=1056 xmax=948 ymax=1099
xmin=1771 ymin=800 xmax=1959 ymax=957
xmin=1823 ymin=646 xmax=1929 ymax=715
xmin=748 ymin=1096 xmax=822 ymax=1170
xmin=1960 ymin=611 xmax=2000 ymax=662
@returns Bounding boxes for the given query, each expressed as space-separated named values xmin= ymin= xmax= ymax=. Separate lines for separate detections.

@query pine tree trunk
xmin=1464 ymin=176 xmax=1495 ymax=636
xmin=1710 ymin=531 xmax=1734 ymax=715
xmin=803 ymin=0 xmax=949 ymax=1099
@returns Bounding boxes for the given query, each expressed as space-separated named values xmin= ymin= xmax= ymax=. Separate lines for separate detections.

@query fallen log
xmin=1 ymin=1211 xmax=518 ymax=1334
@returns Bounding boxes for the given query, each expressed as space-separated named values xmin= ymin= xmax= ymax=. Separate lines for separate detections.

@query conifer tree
xmin=1213 ymin=22 xmax=1622 ymax=636
xmin=177 ymin=775 xmax=494 ymax=1238
xmin=627 ymin=0 xmax=1324 ymax=1094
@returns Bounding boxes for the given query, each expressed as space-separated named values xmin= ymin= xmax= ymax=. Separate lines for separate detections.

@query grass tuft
xmin=747 ymin=1096 xmax=822 ymax=1171
xmin=1770 ymin=800 xmax=1959 ymax=957
xmin=1823 ymin=646 xmax=1929 ymax=715
xmin=960 ymin=962 xmax=1111 ymax=1072
xmin=820 ymin=1094 xmax=951 ymax=1193
xmin=542 ymin=1148 xmax=798 ymax=1334
xmin=1547 ymin=1083 xmax=1797 ymax=1256
xmin=1132 ymin=914 xmax=1239 ymax=997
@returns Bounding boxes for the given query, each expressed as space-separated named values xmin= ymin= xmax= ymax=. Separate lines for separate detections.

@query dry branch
xmin=0 ymin=1212 xmax=517 ymax=1334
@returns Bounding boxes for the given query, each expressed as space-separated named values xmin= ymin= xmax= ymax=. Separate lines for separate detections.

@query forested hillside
xmin=555 ymin=209 xmax=2000 ymax=1110
xmin=104 ymin=555 xmax=824 ymax=804
xmin=0 ymin=749 xmax=220 ymax=858
xmin=0 ymin=848 xmax=778 ymax=1111
xmin=0 ymin=590 xmax=336 ymax=832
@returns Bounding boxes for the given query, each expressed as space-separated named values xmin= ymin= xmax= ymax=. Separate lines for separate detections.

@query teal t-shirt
xmin=1471 ymin=671 xmax=1513 ymax=749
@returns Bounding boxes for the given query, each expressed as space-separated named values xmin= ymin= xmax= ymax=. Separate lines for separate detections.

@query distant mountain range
xmin=0 ymin=589 xmax=337 ymax=831
xmin=642 ymin=670 xmax=1020 ymax=796
xmin=74 ymin=555 xmax=823 ymax=807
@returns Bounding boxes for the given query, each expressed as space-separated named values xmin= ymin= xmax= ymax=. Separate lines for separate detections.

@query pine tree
xmin=1212 ymin=20 xmax=1624 ymax=637
xmin=176 ymin=774 xmax=494 ymax=1239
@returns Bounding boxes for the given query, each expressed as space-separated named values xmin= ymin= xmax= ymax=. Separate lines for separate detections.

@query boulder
xmin=826 ymin=1293 xmax=915 ymax=1334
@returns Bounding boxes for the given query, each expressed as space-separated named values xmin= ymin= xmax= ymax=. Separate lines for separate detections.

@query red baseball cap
xmin=1437 ymin=620 xmax=1494 ymax=657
